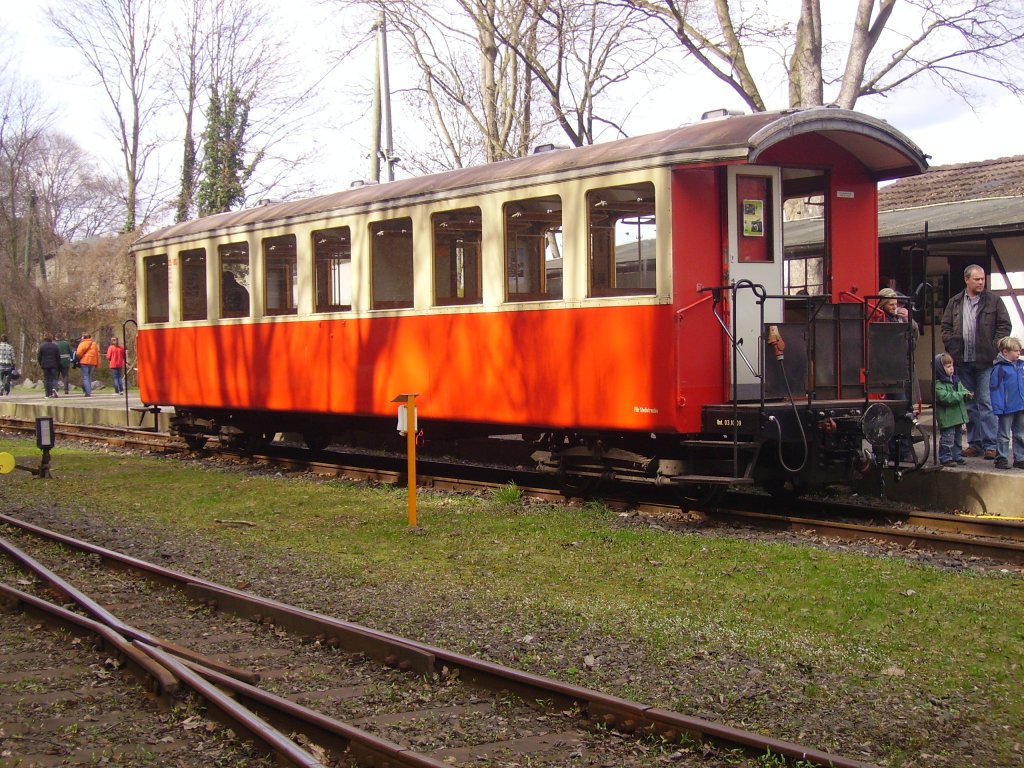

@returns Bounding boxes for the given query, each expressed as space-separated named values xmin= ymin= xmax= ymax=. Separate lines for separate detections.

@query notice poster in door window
xmin=743 ymin=200 xmax=764 ymax=236
xmin=736 ymin=175 xmax=773 ymax=263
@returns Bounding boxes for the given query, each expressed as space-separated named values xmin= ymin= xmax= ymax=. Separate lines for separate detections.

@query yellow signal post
xmin=392 ymin=393 xmax=419 ymax=527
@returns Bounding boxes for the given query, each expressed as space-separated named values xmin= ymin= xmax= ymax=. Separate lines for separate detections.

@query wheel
xmin=762 ymin=474 xmax=805 ymax=506
xmin=182 ymin=435 xmax=208 ymax=451
xmin=556 ymin=470 xmax=602 ymax=499
xmin=241 ymin=431 xmax=269 ymax=455
xmin=671 ymin=484 xmax=726 ymax=511
xmin=303 ymin=432 xmax=331 ymax=451
xmin=223 ymin=430 xmax=269 ymax=455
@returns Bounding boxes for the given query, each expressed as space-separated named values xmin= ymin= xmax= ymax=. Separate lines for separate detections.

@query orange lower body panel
xmin=137 ymin=304 xmax=716 ymax=434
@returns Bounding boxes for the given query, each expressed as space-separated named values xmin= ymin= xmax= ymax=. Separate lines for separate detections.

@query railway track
xmin=3 ymin=416 xmax=1023 ymax=564
xmin=0 ymin=514 xmax=875 ymax=768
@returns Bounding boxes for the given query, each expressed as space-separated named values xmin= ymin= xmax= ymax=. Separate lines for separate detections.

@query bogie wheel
xmin=557 ymin=470 xmax=602 ymax=500
xmin=182 ymin=435 xmax=208 ymax=451
xmin=303 ymin=433 xmax=332 ymax=452
xmin=671 ymin=484 xmax=726 ymax=511
xmin=763 ymin=475 xmax=806 ymax=506
xmin=242 ymin=431 xmax=270 ymax=455
xmin=223 ymin=430 xmax=269 ymax=455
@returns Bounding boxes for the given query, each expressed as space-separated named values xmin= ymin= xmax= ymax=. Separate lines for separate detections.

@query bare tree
xmin=165 ymin=0 xmax=321 ymax=215
xmin=43 ymin=233 xmax=136 ymax=344
xmin=328 ymin=0 xmax=668 ymax=172
xmin=0 ymin=61 xmax=55 ymax=351
xmin=498 ymin=0 xmax=667 ymax=146
xmin=31 ymin=132 xmax=124 ymax=245
xmin=326 ymin=0 xmax=550 ymax=170
xmin=620 ymin=0 xmax=1024 ymax=111
xmin=394 ymin=0 xmax=547 ymax=167
xmin=46 ymin=0 xmax=165 ymax=231
xmin=168 ymin=0 xmax=210 ymax=222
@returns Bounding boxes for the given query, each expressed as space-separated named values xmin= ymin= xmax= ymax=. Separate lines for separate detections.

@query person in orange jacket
xmin=106 ymin=336 xmax=126 ymax=394
xmin=75 ymin=333 xmax=100 ymax=396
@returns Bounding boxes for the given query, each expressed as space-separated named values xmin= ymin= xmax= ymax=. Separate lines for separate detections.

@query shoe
xmin=956 ymin=458 xmax=966 ymax=465
xmin=1014 ymin=461 xmax=1024 ymax=470
xmin=994 ymin=458 xmax=1010 ymax=469
xmin=941 ymin=461 xmax=956 ymax=468
xmin=962 ymin=446 xmax=982 ymax=457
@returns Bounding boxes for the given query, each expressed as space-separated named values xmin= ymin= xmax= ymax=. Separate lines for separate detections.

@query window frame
xmin=370 ymin=216 xmax=414 ymax=310
xmin=219 ymin=241 xmax=251 ymax=319
xmin=263 ymin=234 xmax=298 ymax=316
xmin=313 ymin=226 xmax=353 ymax=313
xmin=504 ymin=194 xmax=563 ymax=303
xmin=180 ymin=247 xmax=207 ymax=321
xmin=586 ymin=182 xmax=657 ymax=298
xmin=433 ymin=207 xmax=483 ymax=306
xmin=144 ymin=254 xmax=169 ymax=324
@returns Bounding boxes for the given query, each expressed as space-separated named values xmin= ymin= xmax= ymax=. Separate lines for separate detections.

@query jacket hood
xmin=934 ymin=354 xmax=955 ymax=383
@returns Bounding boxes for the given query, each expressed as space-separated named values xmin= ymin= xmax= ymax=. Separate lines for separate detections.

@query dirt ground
xmin=1 ymin=452 xmax=1022 ymax=767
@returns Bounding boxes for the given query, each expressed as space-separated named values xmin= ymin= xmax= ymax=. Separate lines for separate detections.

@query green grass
xmin=2 ymin=437 xmax=1022 ymax=762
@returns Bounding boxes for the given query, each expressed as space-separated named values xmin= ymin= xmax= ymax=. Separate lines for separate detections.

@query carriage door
xmin=726 ymin=166 xmax=784 ymax=400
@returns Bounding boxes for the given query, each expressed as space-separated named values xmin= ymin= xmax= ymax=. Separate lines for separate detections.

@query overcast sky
xmin=6 ymin=0 xmax=1024 ymax=205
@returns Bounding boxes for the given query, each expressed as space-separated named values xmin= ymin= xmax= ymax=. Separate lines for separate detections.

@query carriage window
xmin=180 ymin=248 xmax=207 ymax=321
xmin=782 ymin=169 xmax=828 ymax=296
xmin=313 ymin=226 xmax=352 ymax=312
xmin=736 ymin=175 xmax=774 ymax=263
xmin=587 ymin=182 xmax=656 ymax=297
xmin=144 ymin=254 xmax=169 ymax=323
xmin=433 ymin=207 xmax=482 ymax=306
xmin=371 ymin=217 xmax=413 ymax=310
xmin=219 ymin=242 xmax=250 ymax=318
xmin=263 ymin=234 xmax=297 ymax=316
xmin=505 ymin=195 xmax=562 ymax=302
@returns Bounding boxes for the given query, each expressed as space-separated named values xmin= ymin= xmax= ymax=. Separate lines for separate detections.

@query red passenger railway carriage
xmin=133 ymin=107 xmax=928 ymax=503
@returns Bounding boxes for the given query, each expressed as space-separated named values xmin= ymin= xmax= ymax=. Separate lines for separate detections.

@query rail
xmin=1 ymin=513 xmax=883 ymax=768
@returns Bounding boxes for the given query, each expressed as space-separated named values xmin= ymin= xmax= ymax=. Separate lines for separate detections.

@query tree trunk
xmin=789 ymin=0 xmax=822 ymax=107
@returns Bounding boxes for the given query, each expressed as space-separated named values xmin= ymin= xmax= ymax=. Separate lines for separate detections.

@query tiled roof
xmin=879 ymin=156 xmax=1024 ymax=211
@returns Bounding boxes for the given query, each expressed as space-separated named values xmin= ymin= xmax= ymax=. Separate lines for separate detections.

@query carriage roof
xmin=135 ymin=106 xmax=927 ymax=249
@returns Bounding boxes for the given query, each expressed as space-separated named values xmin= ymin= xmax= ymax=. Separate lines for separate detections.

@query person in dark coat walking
xmin=37 ymin=333 xmax=62 ymax=398
xmin=940 ymin=264 xmax=1012 ymax=459
xmin=56 ymin=332 xmax=73 ymax=394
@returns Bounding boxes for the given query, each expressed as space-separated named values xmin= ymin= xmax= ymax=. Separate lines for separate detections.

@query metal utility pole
xmin=379 ymin=15 xmax=395 ymax=182
xmin=370 ymin=12 xmax=397 ymax=183
xmin=370 ymin=13 xmax=382 ymax=182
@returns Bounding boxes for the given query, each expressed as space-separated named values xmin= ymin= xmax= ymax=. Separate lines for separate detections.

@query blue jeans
xmin=939 ymin=425 xmax=964 ymax=464
xmin=81 ymin=364 xmax=95 ymax=395
xmin=958 ymin=362 xmax=996 ymax=451
xmin=996 ymin=411 xmax=1024 ymax=464
xmin=111 ymin=367 xmax=124 ymax=394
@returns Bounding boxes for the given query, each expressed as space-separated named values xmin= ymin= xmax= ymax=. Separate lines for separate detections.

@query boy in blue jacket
xmin=934 ymin=353 xmax=972 ymax=467
xmin=990 ymin=336 xmax=1024 ymax=469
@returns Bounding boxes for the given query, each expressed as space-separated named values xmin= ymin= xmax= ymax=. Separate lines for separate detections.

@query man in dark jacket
xmin=940 ymin=264 xmax=1012 ymax=458
xmin=55 ymin=332 xmax=73 ymax=394
xmin=36 ymin=333 xmax=62 ymax=398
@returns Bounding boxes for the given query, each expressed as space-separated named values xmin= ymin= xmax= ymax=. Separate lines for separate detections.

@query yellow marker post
xmin=392 ymin=393 xmax=419 ymax=527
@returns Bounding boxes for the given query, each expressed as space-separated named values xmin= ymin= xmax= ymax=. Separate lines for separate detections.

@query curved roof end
xmin=749 ymin=107 xmax=929 ymax=181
